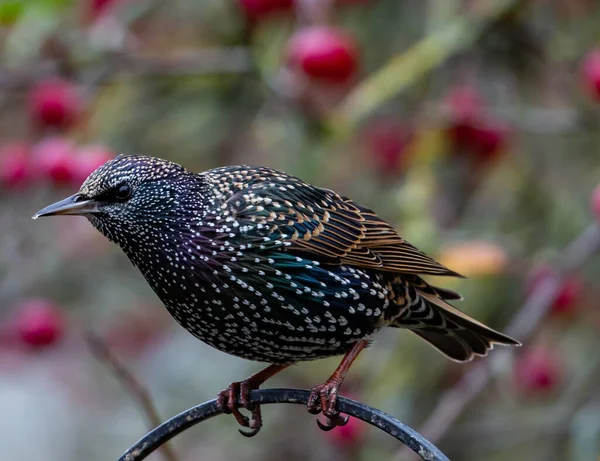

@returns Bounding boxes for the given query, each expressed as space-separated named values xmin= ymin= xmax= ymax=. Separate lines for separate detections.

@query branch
xmin=396 ymin=222 xmax=600 ymax=460
xmin=85 ymin=331 xmax=178 ymax=461
xmin=0 ymin=47 xmax=253 ymax=93
xmin=112 ymin=48 xmax=254 ymax=76
xmin=118 ymin=388 xmax=450 ymax=461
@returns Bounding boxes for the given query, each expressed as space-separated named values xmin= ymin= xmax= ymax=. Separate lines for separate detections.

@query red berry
xmin=15 ymin=299 xmax=64 ymax=348
xmin=582 ymin=49 xmax=600 ymax=100
xmin=32 ymin=137 xmax=77 ymax=185
xmin=526 ymin=265 xmax=582 ymax=316
xmin=363 ymin=120 xmax=412 ymax=175
xmin=238 ymin=0 xmax=294 ymax=22
xmin=445 ymin=85 xmax=509 ymax=162
xmin=287 ymin=26 xmax=359 ymax=83
xmin=0 ymin=142 xmax=31 ymax=188
xmin=591 ymin=185 xmax=600 ymax=220
xmin=553 ymin=277 xmax=583 ymax=314
xmin=28 ymin=78 xmax=82 ymax=130
xmin=73 ymin=145 xmax=115 ymax=185
xmin=514 ymin=347 xmax=562 ymax=394
xmin=448 ymin=120 xmax=507 ymax=161
xmin=472 ymin=120 xmax=508 ymax=160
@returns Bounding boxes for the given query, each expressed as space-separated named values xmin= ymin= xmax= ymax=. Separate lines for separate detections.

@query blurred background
xmin=1 ymin=0 xmax=600 ymax=460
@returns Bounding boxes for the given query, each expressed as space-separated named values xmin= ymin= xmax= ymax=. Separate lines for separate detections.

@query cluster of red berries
xmin=0 ymin=138 xmax=114 ymax=189
xmin=361 ymin=84 xmax=511 ymax=179
xmin=509 ymin=48 xmax=600 ymax=396
xmin=238 ymin=0 xmax=512 ymax=176
xmin=0 ymin=77 xmax=114 ymax=190
xmin=512 ymin=264 xmax=588 ymax=395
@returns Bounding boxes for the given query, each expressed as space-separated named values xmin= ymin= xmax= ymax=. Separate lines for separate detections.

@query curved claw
xmin=316 ymin=418 xmax=337 ymax=431
xmin=238 ymin=426 xmax=261 ymax=438
xmin=333 ymin=414 xmax=349 ymax=427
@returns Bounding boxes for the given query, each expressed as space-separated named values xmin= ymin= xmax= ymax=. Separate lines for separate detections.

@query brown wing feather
xmin=220 ymin=167 xmax=460 ymax=277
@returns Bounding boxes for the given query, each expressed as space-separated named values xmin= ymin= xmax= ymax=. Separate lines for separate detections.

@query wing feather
xmin=217 ymin=167 xmax=460 ymax=277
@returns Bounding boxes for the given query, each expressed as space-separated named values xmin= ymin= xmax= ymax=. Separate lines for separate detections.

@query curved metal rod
xmin=118 ymin=388 xmax=450 ymax=461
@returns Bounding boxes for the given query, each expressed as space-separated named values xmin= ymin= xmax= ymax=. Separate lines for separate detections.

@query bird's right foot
xmin=216 ymin=380 xmax=262 ymax=438
xmin=216 ymin=364 xmax=290 ymax=437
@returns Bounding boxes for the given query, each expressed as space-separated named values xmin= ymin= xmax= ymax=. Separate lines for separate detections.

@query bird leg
xmin=217 ymin=363 xmax=290 ymax=437
xmin=307 ymin=340 xmax=368 ymax=431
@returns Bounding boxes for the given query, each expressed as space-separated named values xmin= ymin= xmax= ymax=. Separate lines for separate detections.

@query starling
xmin=34 ymin=155 xmax=519 ymax=435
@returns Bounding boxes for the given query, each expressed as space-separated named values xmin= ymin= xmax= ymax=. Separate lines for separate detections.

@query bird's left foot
xmin=216 ymin=380 xmax=262 ymax=437
xmin=306 ymin=380 xmax=349 ymax=431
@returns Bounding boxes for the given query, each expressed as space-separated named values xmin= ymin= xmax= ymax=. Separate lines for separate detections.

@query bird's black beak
xmin=32 ymin=194 xmax=100 ymax=219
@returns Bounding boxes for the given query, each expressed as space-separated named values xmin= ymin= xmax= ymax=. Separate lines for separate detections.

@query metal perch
xmin=117 ymin=388 xmax=450 ymax=461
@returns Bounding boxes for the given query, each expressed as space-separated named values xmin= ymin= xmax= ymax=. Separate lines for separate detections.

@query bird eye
xmin=115 ymin=184 xmax=132 ymax=201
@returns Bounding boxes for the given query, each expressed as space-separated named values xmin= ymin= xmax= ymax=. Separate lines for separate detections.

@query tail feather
xmin=393 ymin=280 xmax=520 ymax=362
xmin=412 ymin=330 xmax=473 ymax=361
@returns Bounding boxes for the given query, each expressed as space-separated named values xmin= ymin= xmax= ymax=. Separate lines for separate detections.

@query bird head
xmin=33 ymin=154 xmax=201 ymax=246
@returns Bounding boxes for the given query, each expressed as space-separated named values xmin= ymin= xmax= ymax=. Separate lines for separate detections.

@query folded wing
xmin=221 ymin=168 xmax=460 ymax=277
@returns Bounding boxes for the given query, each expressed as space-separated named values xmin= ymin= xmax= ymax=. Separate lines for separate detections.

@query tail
xmin=392 ymin=276 xmax=520 ymax=362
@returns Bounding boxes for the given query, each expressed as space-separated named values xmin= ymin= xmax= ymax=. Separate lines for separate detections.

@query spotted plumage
xmin=36 ymin=154 xmax=519 ymax=364
xmin=35 ymin=154 xmax=521 ymax=434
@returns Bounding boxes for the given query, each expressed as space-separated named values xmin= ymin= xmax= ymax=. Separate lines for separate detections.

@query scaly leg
xmin=307 ymin=340 xmax=368 ymax=431
xmin=216 ymin=363 xmax=291 ymax=437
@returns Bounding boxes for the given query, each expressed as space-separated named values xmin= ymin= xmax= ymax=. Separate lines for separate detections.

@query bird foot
xmin=216 ymin=380 xmax=262 ymax=437
xmin=306 ymin=380 xmax=349 ymax=431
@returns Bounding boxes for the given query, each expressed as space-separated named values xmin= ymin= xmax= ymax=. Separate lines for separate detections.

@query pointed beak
xmin=32 ymin=194 xmax=100 ymax=219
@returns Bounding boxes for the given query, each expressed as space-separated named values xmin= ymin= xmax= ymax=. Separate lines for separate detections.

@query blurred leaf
xmin=0 ymin=0 xmax=25 ymax=25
